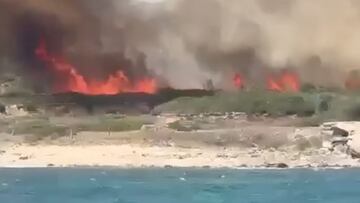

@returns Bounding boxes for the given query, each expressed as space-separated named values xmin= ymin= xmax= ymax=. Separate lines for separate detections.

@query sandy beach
xmin=0 ymin=118 xmax=359 ymax=169
xmin=0 ymin=143 xmax=358 ymax=169
xmin=0 ymin=131 xmax=358 ymax=169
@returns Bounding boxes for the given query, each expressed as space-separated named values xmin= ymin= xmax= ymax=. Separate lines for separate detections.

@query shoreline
xmin=0 ymin=142 xmax=359 ymax=169
xmin=0 ymin=120 xmax=360 ymax=170
xmin=0 ymin=166 xmax=356 ymax=170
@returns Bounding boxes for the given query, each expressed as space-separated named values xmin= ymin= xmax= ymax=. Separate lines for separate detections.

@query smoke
xmin=162 ymin=0 xmax=360 ymax=87
xmin=1 ymin=0 xmax=360 ymax=90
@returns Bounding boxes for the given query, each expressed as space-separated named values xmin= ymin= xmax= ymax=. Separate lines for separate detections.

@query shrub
xmin=155 ymin=91 xmax=317 ymax=117
xmin=11 ymin=119 xmax=69 ymax=142
xmin=73 ymin=116 xmax=151 ymax=132
xmin=168 ymin=120 xmax=201 ymax=132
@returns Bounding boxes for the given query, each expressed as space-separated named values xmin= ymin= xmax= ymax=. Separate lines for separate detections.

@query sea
xmin=0 ymin=168 xmax=359 ymax=203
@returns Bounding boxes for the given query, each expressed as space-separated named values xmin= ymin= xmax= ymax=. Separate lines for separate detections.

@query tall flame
xmin=233 ymin=73 xmax=245 ymax=89
xmin=35 ymin=38 xmax=157 ymax=95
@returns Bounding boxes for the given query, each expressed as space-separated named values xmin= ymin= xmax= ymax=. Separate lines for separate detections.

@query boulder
xmin=322 ymin=122 xmax=360 ymax=158
xmin=350 ymin=149 xmax=360 ymax=159
xmin=265 ymin=163 xmax=289 ymax=168
xmin=5 ymin=105 xmax=28 ymax=116
xmin=0 ymin=103 xmax=5 ymax=114
xmin=331 ymin=127 xmax=349 ymax=137
xmin=140 ymin=124 xmax=156 ymax=131
xmin=349 ymin=136 xmax=360 ymax=156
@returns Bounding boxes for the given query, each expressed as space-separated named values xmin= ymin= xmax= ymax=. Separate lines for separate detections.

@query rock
xmin=321 ymin=123 xmax=334 ymax=129
xmin=140 ymin=124 xmax=155 ymax=131
xmin=350 ymin=149 xmax=360 ymax=159
xmin=321 ymin=122 xmax=360 ymax=158
xmin=265 ymin=163 xmax=289 ymax=168
xmin=333 ymin=144 xmax=350 ymax=154
xmin=331 ymin=137 xmax=350 ymax=145
xmin=323 ymin=140 xmax=333 ymax=149
xmin=19 ymin=156 xmax=29 ymax=160
xmin=237 ymin=164 xmax=248 ymax=168
xmin=0 ymin=104 xmax=5 ymax=114
xmin=349 ymin=136 xmax=360 ymax=156
xmin=178 ymin=154 xmax=191 ymax=159
xmin=331 ymin=127 xmax=349 ymax=137
xmin=216 ymin=153 xmax=229 ymax=158
xmin=277 ymin=163 xmax=289 ymax=168
xmin=5 ymin=105 xmax=28 ymax=116
xmin=318 ymin=163 xmax=329 ymax=168
xmin=250 ymin=154 xmax=260 ymax=158
xmin=321 ymin=129 xmax=334 ymax=137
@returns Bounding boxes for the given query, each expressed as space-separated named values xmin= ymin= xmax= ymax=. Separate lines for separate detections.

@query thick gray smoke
xmin=1 ymin=0 xmax=360 ymax=90
xmin=157 ymin=0 xmax=360 ymax=88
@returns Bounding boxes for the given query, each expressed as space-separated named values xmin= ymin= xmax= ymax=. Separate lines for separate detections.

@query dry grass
xmin=6 ymin=115 xmax=154 ymax=142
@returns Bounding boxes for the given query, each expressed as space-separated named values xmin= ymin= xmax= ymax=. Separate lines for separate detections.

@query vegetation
xmin=155 ymin=91 xmax=317 ymax=116
xmin=5 ymin=89 xmax=360 ymax=138
xmin=73 ymin=116 xmax=152 ymax=132
xmin=5 ymin=115 xmax=154 ymax=142
xmin=155 ymin=90 xmax=360 ymax=124
xmin=168 ymin=120 xmax=201 ymax=132
xmin=9 ymin=118 xmax=69 ymax=142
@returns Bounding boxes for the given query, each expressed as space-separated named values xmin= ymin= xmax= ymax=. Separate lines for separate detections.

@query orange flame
xmin=345 ymin=70 xmax=360 ymax=90
xmin=267 ymin=71 xmax=300 ymax=92
xmin=35 ymin=39 xmax=157 ymax=95
xmin=267 ymin=77 xmax=283 ymax=92
xmin=233 ymin=73 xmax=245 ymax=89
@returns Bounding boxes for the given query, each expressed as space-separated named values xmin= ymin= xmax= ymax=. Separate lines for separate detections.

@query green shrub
xmin=301 ymin=83 xmax=317 ymax=93
xmin=11 ymin=119 xmax=69 ymax=141
xmin=168 ymin=120 xmax=201 ymax=132
xmin=73 ymin=116 xmax=151 ymax=132
xmin=155 ymin=91 xmax=317 ymax=117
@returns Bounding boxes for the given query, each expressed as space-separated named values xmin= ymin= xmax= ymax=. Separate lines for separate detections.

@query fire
xmin=345 ymin=70 xmax=360 ymax=90
xmin=267 ymin=70 xmax=300 ymax=92
xmin=233 ymin=73 xmax=245 ymax=89
xmin=267 ymin=77 xmax=283 ymax=92
xmin=35 ymin=38 xmax=157 ymax=95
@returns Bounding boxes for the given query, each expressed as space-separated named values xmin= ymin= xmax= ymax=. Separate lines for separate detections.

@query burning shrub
xmin=35 ymin=38 xmax=157 ymax=95
xmin=266 ymin=70 xmax=300 ymax=92
xmin=345 ymin=70 xmax=360 ymax=91
xmin=233 ymin=73 xmax=245 ymax=89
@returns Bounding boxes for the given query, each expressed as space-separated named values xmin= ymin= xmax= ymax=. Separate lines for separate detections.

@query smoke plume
xmin=1 ymin=0 xmax=360 ymax=91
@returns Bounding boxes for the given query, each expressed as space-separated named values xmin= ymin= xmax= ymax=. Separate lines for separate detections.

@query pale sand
xmin=0 ymin=143 xmax=358 ymax=168
xmin=0 ymin=121 xmax=359 ymax=168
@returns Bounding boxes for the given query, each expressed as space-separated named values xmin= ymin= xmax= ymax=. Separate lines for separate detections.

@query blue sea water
xmin=0 ymin=168 xmax=360 ymax=203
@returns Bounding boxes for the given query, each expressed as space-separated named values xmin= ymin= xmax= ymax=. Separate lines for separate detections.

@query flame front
xmin=267 ymin=71 xmax=300 ymax=92
xmin=35 ymin=38 xmax=157 ymax=95
xmin=232 ymin=70 xmax=300 ymax=92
